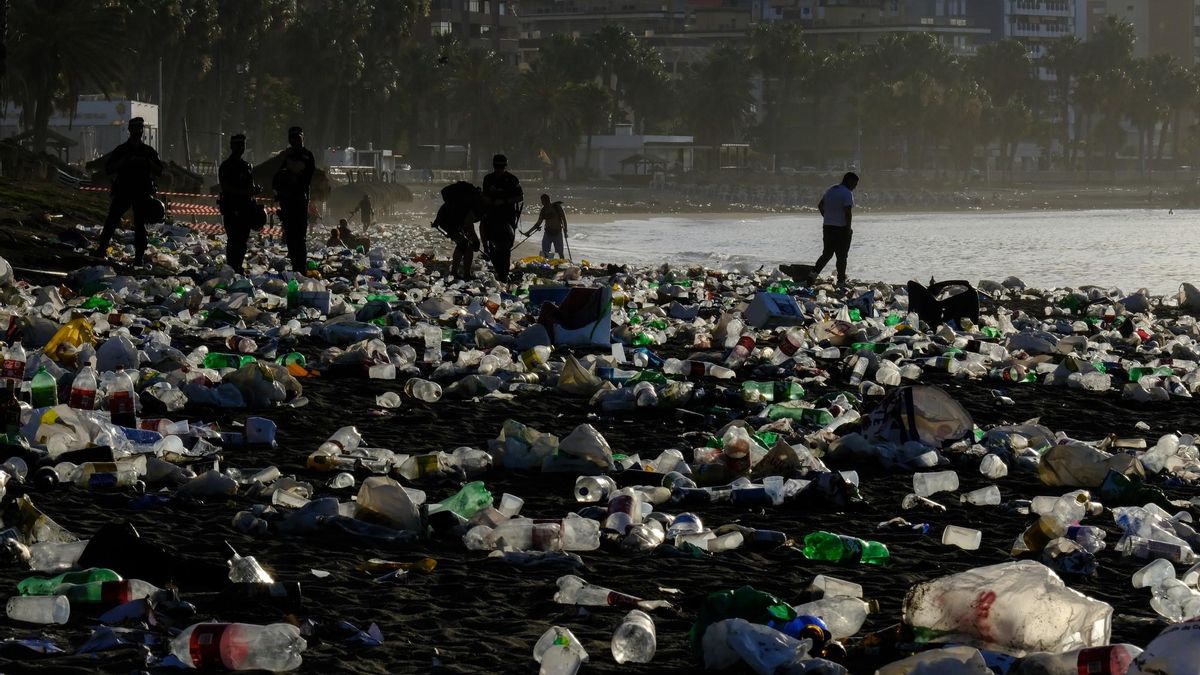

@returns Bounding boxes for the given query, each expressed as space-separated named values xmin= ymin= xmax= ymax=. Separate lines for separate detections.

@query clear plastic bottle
xmin=6 ymin=595 xmax=69 ymax=624
xmin=54 ymin=578 xmax=164 ymax=606
xmin=170 ymin=622 xmax=307 ymax=671
xmin=107 ymin=366 xmax=137 ymax=428
xmin=611 ymin=609 xmax=656 ymax=663
xmin=2 ymin=341 xmax=26 ymax=382
xmin=68 ymin=366 xmax=97 ymax=410
xmin=574 ymin=475 xmax=617 ymax=503
xmin=1012 ymin=644 xmax=1142 ymax=675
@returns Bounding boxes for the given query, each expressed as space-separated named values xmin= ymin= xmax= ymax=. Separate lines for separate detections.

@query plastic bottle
xmin=553 ymin=574 xmax=669 ymax=610
xmin=575 ymin=475 xmax=617 ymax=503
xmin=604 ymin=489 xmax=643 ymax=534
xmin=171 ymin=622 xmax=307 ymax=671
xmin=802 ymin=531 xmax=890 ymax=565
xmin=663 ymin=358 xmax=735 ymax=380
xmin=18 ymin=568 xmax=121 ymax=595
xmin=772 ymin=329 xmax=805 ymax=365
xmin=1066 ymin=525 xmax=1107 ymax=555
xmin=1012 ymin=644 xmax=1142 ymax=675
xmin=68 ymin=366 xmax=98 ymax=410
xmin=28 ymin=539 xmax=89 ymax=572
xmin=427 ymin=481 xmax=492 ymax=520
xmin=792 ymin=595 xmax=870 ymax=640
xmin=286 ymin=279 xmax=300 ymax=311
xmin=534 ymin=626 xmax=589 ymax=675
xmin=108 ymin=366 xmax=137 ymax=428
xmin=228 ymin=547 xmax=275 ymax=584
xmin=53 ymin=579 xmax=164 ymax=606
xmin=611 ymin=609 xmax=656 ymax=663
xmin=6 ymin=595 xmax=69 ymax=624
xmin=30 ymin=365 xmax=58 ymax=408
xmin=1121 ymin=535 xmax=1196 ymax=564
xmin=2 ymin=341 xmax=26 ymax=382
xmin=1132 ymin=558 xmax=1176 ymax=589
xmin=73 ymin=462 xmax=139 ymax=490
xmin=725 ymin=334 xmax=755 ymax=366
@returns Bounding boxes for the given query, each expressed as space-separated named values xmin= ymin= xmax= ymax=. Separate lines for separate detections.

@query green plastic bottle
xmin=775 ymin=381 xmax=805 ymax=401
xmin=19 ymin=568 xmax=122 ymax=596
xmin=203 ymin=353 xmax=255 ymax=370
xmin=276 ymin=352 xmax=306 ymax=367
xmin=885 ymin=313 xmax=902 ymax=327
xmin=766 ymin=403 xmax=834 ymax=426
xmin=30 ymin=366 xmax=58 ymax=408
xmin=81 ymin=296 xmax=114 ymax=312
xmin=286 ymin=279 xmax=300 ymax=310
xmin=741 ymin=381 xmax=775 ymax=402
xmin=631 ymin=332 xmax=655 ymax=347
xmin=429 ymin=481 xmax=492 ymax=519
xmin=848 ymin=308 xmax=862 ymax=321
xmin=54 ymin=579 xmax=163 ymax=606
xmin=802 ymin=531 xmax=890 ymax=565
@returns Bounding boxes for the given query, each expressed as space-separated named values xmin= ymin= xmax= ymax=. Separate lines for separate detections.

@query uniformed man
xmin=271 ymin=126 xmax=316 ymax=274
xmin=94 ymin=117 xmax=163 ymax=267
xmin=218 ymin=133 xmax=259 ymax=275
xmin=350 ymin=193 xmax=374 ymax=233
xmin=480 ymin=153 xmax=522 ymax=284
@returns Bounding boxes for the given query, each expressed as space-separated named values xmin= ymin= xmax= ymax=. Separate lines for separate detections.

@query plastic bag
xmin=557 ymin=424 xmax=614 ymax=469
xmin=1038 ymin=441 xmax=1145 ymax=488
xmin=558 ymin=355 xmax=604 ymax=396
xmin=356 ymin=477 xmax=422 ymax=532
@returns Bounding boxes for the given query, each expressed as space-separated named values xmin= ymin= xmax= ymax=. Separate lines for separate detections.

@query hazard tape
xmin=81 ymin=185 xmax=274 ymax=202
xmin=186 ymin=221 xmax=283 ymax=238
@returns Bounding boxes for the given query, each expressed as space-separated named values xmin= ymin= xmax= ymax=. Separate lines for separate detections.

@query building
xmin=1086 ymin=0 xmax=1200 ymax=64
xmin=0 ymin=97 xmax=160 ymax=163
xmin=966 ymin=0 xmax=1087 ymax=79
xmin=575 ymin=124 xmax=694 ymax=179
xmin=788 ymin=0 xmax=992 ymax=57
xmin=419 ymin=0 xmax=521 ymax=64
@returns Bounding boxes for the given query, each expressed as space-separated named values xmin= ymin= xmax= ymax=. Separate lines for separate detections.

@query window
xmin=432 ymin=21 xmax=452 ymax=35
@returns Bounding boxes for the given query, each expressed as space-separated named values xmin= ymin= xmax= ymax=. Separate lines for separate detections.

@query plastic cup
xmin=498 ymin=493 xmax=524 ymax=518
xmin=941 ymin=525 xmax=982 ymax=551
xmin=6 ymin=595 xmax=69 ymax=624
xmin=404 ymin=379 xmax=442 ymax=403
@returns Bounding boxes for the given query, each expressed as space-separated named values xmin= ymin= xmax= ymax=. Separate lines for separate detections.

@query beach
xmin=0 ymin=180 xmax=1198 ymax=673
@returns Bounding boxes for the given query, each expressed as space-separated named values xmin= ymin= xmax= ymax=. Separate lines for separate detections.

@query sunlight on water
xmin=566 ymin=209 xmax=1200 ymax=295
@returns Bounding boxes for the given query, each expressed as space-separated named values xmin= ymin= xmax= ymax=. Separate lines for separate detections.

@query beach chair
xmin=907 ymin=279 xmax=979 ymax=329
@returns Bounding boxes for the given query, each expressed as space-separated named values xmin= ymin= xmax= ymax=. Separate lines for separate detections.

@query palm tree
xmin=972 ymin=40 xmax=1035 ymax=175
xmin=1046 ymin=35 xmax=1081 ymax=168
xmin=750 ymin=21 xmax=807 ymax=170
xmin=571 ymin=81 xmax=610 ymax=178
xmin=8 ymin=0 xmax=129 ymax=153
xmin=585 ymin=24 xmax=637 ymax=124
xmin=446 ymin=47 xmax=509 ymax=179
xmin=684 ymin=43 xmax=754 ymax=162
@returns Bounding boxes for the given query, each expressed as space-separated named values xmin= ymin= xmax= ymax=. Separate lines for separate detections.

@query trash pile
xmin=2 ymin=219 xmax=1200 ymax=672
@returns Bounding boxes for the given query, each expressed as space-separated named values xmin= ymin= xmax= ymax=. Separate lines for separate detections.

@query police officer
xmin=271 ymin=126 xmax=316 ymax=274
xmin=218 ymin=133 xmax=260 ymax=275
xmin=480 ymin=153 xmax=522 ymax=284
xmin=95 ymin=117 xmax=163 ymax=267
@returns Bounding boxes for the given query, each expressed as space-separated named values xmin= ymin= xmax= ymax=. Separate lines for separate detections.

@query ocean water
xmin=565 ymin=209 xmax=1200 ymax=296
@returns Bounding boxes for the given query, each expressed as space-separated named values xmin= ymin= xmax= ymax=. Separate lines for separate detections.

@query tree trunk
xmin=1156 ymin=115 xmax=1170 ymax=163
xmin=584 ymin=133 xmax=594 ymax=178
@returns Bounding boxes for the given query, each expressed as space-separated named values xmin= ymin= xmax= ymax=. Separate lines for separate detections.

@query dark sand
xmin=0 ymin=181 xmax=1196 ymax=673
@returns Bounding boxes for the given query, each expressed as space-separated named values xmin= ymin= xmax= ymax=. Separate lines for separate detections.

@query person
xmin=350 ymin=193 xmax=374 ymax=233
xmin=218 ymin=133 xmax=259 ymax=275
xmin=94 ymin=117 xmax=163 ymax=267
xmin=808 ymin=172 xmax=859 ymax=287
xmin=480 ymin=153 xmax=523 ymax=284
xmin=272 ymin=126 xmax=316 ymax=274
xmin=326 ymin=227 xmax=344 ymax=248
xmin=432 ymin=182 xmax=482 ymax=280
xmin=523 ymin=193 xmax=568 ymax=259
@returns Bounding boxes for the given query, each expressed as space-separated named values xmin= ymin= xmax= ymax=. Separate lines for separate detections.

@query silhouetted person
xmin=218 ymin=133 xmax=259 ymax=275
xmin=350 ymin=193 xmax=374 ymax=232
xmin=523 ymin=193 xmax=568 ymax=259
xmin=809 ymin=172 xmax=859 ymax=287
xmin=272 ymin=126 xmax=316 ymax=274
xmin=481 ymin=153 xmax=522 ymax=283
xmin=434 ymin=194 xmax=481 ymax=281
xmin=327 ymin=227 xmax=344 ymax=248
xmin=95 ymin=117 xmax=163 ymax=267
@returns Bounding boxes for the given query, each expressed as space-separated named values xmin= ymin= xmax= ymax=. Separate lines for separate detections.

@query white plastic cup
xmin=810 ymin=574 xmax=863 ymax=599
xmin=498 ymin=493 xmax=524 ymax=518
xmin=913 ymin=470 xmax=959 ymax=497
xmin=6 ymin=595 xmax=69 ymax=624
xmin=941 ymin=525 xmax=982 ymax=551
xmin=404 ymin=378 xmax=442 ymax=403
xmin=961 ymin=485 xmax=1002 ymax=506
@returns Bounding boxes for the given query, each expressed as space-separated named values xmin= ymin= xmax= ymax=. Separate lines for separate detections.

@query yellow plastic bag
xmin=43 ymin=318 xmax=96 ymax=364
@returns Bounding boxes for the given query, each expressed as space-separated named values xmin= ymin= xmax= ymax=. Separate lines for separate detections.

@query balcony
xmin=1008 ymin=1 xmax=1073 ymax=18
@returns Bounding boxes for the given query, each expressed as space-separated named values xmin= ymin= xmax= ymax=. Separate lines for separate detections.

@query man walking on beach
xmin=523 ymin=193 xmax=568 ymax=260
xmin=350 ymin=193 xmax=374 ymax=233
xmin=481 ymin=153 xmax=523 ymax=284
xmin=218 ymin=133 xmax=259 ymax=275
xmin=94 ymin=117 xmax=163 ymax=267
xmin=272 ymin=126 xmax=316 ymax=274
xmin=808 ymin=172 xmax=859 ymax=287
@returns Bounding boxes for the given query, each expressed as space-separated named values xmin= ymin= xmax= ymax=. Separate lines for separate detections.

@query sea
xmin=565 ymin=209 xmax=1200 ymax=296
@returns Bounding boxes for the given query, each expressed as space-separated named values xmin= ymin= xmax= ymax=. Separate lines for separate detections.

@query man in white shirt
xmin=808 ymin=171 xmax=859 ymax=286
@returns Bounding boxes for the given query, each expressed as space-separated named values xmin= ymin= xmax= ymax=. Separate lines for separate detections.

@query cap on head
xmin=231 ymin=133 xmax=246 ymax=142
xmin=129 ymin=117 xmax=145 ymax=130
xmin=288 ymin=126 xmax=303 ymax=137
xmin=492 ymin=153 xmax=508 ymax=166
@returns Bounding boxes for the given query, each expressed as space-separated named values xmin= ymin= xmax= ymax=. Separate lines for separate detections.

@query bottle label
xmin=88 ymin=473 xmax=118 ymax=490
xmin=100 ymin=580 xmax=132 ymax=606
xmin=688 ymin=361 xmax=706 ymax=378
xmin=607 ymin=591 xmax=642 ymax=609
xmin=2 ymin=360 xmax=24 ymax=380
xmin=110 ymin=391 xmax=134 ymax=415
xmin=70 ymin=388 xmax=95 ymax=410
xmin=189 ymin=624 xmax=231 ymax=669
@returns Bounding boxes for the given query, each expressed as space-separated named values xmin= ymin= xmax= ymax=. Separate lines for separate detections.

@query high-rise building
xmin=1086 ymin=0 xmax=1200 ymax=64
xmin=418 ymin=0 xmax=521 ymax=63
xmin=789 ymin=0 xmax=991 ymax=56
xmin=967 ymin=1 xmax=1087 ymax=79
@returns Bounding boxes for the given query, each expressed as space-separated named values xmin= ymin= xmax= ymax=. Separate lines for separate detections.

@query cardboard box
xmin=745 ymin=292 xmax=805 ymax=329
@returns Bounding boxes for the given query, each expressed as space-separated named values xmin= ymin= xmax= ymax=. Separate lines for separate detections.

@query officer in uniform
xmin=271 ymin=126 xmax=316 ymax=274
xmin=218 ymin=133 xmax=259 ymax=275
xmin=95 ymin=117 xmax=163 ymax=267
xmin=480 ymin=153 xmax=522 ymax=283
